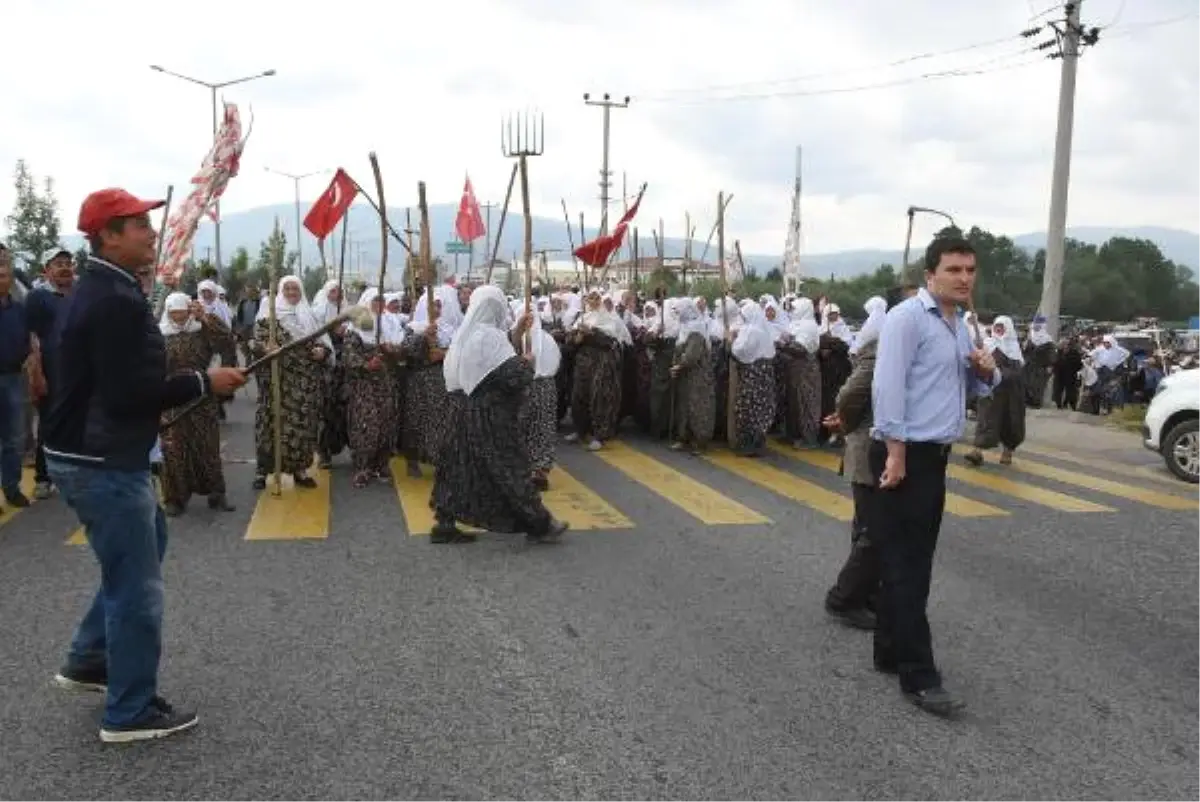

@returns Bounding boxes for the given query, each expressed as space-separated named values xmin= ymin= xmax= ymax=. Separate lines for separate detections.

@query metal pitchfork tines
xmin=502 ymin=110 xmax=545 ymax=158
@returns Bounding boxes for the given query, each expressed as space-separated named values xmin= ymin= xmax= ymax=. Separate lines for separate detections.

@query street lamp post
xmin=150 ymin=64 xmax=277 ymax=272
xmin=264 ymin=167 xmax=329 ymax=275
xmin=902 ymin=205 xmax=958 ymax=284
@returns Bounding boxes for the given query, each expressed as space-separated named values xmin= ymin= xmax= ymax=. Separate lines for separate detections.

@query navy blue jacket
xmin=42 ymin=257 xmax=211 ymax=471
xmin=0 ymin=295 xmax=30 ymax=374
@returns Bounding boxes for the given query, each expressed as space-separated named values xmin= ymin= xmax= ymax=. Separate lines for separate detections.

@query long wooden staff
xmin=336 ymin=213 xmax=348 ymax=313
xmin=161 ymin=313 xmax=351 ymax=431
xmin=485 ymin=162 xmax=519 ymax=284
xmin=519 ymin=154 xmax=534 ymax=354
xmin=151 ymin=184 xmax=174 ymax=318
xmin=267 ymin=230 xmax=283 ymax=495
xmin=417 ymin=182 xmax=434 ymax=327
xmin=717 ymin=191 xmax=736 ymax=448
xmin=369 ymin=152 xmax=388 ymax=343
xmin=967 ymin=296 xmax=985 ymax=349
xmin=561 ymin=198 xmax=580 ymax=286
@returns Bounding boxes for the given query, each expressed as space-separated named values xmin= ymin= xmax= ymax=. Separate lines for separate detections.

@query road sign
xmin=445 ymin=241 xmax=471 ymax=255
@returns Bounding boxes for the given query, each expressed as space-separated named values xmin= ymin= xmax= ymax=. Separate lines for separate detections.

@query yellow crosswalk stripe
xmin=390 ymin=459 xmax=632 ymax=536
xmin=704 ymin=449 xmax=854 ymax=522
xmin=946 ymin=463 xmax=1112 ymax=513
xmin=952 ymin=446 xmax=1195 ymax=511
xmin=767 ymin=442 xmax=1009 ymax=518
xmin=0 ymin=468 xmax=38 ymax=530
xmin=244 ymin=461 xmax=331 ymax=540
xmin=595 ymin=441 xmax=771 ymax=525
xmin=1018 ymin=443 xmax=1195 ymax=492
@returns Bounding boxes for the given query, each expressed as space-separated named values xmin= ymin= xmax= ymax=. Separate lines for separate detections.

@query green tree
xmin=4 ymin=160 xmax=61 ymax=270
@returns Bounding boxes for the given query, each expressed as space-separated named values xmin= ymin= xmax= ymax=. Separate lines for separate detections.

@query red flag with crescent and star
xmin=454 ymin=175 xmax=486 ymax=242
xmin=573 ymin=183 xmax=647 ymax=268
xmin=304 ymin=168 xmax=358 ymax=241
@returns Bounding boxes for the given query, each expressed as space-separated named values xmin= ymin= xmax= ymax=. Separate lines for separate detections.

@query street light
xmin=264 ymin=167 xmax=330 ymax=275
xmin=150 ymin=64 xmax=277 ymax=272
xmin=902 ymin=205 xmax=958 ymax=284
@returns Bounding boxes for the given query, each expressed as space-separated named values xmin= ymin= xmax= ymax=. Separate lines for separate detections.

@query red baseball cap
xmin=77 ymin=188 xmax=166 ymax=236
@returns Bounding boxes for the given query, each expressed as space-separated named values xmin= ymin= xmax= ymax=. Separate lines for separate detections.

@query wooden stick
xmin=267 ymin=222 xmax=283 ymax=496
xmin=486 ymin=162 xmax=519 ymax=284
xmin=561 ymin=198 xmax=579 ymax=286
xmin=519 ymin=154 xmax=534 ymax=353
xmin=336 ymin=213 xmax=349 ymax=313
xmin=417 ymin=182 xmax=435 ymax=324
xmin=695 ymin=194 xmax=733 ymax=268
xmin=162 ymin=314 xmax=350 ymax=431
xmin=369 ymin=152 xmax=388 ymax=343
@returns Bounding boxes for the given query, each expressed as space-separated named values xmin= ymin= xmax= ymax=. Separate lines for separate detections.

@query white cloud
xmin=0 ymin=0 xmax=1195 ymax=260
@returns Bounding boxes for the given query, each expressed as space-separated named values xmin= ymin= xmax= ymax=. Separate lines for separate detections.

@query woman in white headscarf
xmin=666 ymin=297 xmax=715 ymax=452
xmin=310 ymin=280 xmax=350 ymax=469
xmin=398 ymin=284 xmax=462 ymax=478
xmin=157 ymin=292 xmax=237 ymax=516
xmin=248 ymin=274 xmax=331 ymax=489
xmin=566 ymin=288 xmax=630 ymax=451
xmin=1021 ymin=315 xmax=1056 ymax=407
xmin=642 ymin=296 xmax=676 ymax=439
xmin=817 ymin=302 xmax=854 ymax=442
xmin=778 ymin=296 xmax=824 ymax=447
xmin=342 ymin=289 xmax=404 ymax=487
xmin=512 ymin=303 xmax=562 ymax=489
xmin=1087 ymin=333 xmax=1131 ymax=414
xmin=430 ymin=285 xmax=569 ymax=544
xmin=965 ymin=314 xmax=1026 ymax=466
xmin=547 ymin=292 xmax=579 ymax=424
xmin=729 ymin=300 xmax=777 ymax=456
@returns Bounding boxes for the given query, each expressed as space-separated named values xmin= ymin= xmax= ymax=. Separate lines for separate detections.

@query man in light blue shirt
xmin=868 ymin=235 xmax=998 ymax=717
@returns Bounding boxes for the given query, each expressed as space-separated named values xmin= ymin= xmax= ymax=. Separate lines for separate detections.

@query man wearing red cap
xmin=43 ymin=188 xmax=247 ymax=743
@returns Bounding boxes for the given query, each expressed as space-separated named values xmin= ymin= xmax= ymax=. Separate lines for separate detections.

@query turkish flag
xmin=303 ymin=168 xmax=358 ymax=241
xmin=454 ymin=175 xmax=486 ymax=242
xmin=573 ymin=186 xmax=646 ymax=268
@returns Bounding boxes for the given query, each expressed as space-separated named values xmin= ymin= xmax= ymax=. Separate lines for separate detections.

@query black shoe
xmin=207 ymin=493 xmax=235 ymax=511
xmin=54 ymin=663 xmax=108 ymax=693
xmin=5 ymin=490 xmax=30 ymax=508
xmin=531 ymin=474 xmax=550 ymax=491
xmin=293 ymin=474 xmax=318 ymax=489
xmin=527 ymin=518 xmax=569 ymax=544
xmin=252 ymin=476 xmax=266 ymax=490
xmin=430 ymin=522 xmax=476 ymax=544
xmin=825 ymin=599 xmax=877 ymax=630
xmin=904 ymin=685 xmax=965 ymax=717
xmin=99 ymin=697 xmax=198 ymax=743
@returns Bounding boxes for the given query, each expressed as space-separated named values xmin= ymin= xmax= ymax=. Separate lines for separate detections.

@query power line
xmin=638 ymin=50 xmax=1046 ymax=106
xmin=636 ymin=32 xmax=1040 ymax=100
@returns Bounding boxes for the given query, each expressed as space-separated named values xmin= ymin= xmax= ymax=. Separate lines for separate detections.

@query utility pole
xmin=480 ymin=201 xmax=495 ymax=283
xmin=583 ymin=93 xmax=630 ymax=235
xmin=264 ymin=167 xmax=328 ymax=277
xmin=1036 ymin=1 xmax=1101 ymax=339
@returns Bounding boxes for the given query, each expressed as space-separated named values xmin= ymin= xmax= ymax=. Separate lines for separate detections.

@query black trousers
xmin=826 ymin=483 xmax=880 ymax=611
xmin=867 ymin=440 xmax=949 ymax=693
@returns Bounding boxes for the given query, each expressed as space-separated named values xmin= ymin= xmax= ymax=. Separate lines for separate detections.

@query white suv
xmin=1143 ymin=368 xmax=1199 ymax=483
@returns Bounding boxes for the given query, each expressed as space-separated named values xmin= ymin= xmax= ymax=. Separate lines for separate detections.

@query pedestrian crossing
xmin=0 ymin=439 xmax=1191 ymax=547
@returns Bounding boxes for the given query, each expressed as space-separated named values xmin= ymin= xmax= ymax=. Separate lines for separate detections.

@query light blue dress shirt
xmin=871 ymin=288 xmax=999 ymax=444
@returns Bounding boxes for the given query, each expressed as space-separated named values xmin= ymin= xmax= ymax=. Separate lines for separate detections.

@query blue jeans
xmin=0 ymin=373 xmax=26 ymax=495
xmin=47 ymin=458 xmax=168 ymax=728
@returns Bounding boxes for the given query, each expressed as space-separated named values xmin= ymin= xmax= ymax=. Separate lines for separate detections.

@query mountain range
xmin=61 ymin=202 xmax=1200 ymax=280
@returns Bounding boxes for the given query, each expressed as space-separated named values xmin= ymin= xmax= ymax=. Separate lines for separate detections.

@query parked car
xmin=1143 ymin=367 xmax=1199 ymax=483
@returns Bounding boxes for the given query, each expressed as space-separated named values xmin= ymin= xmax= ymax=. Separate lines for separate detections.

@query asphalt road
xmin=0 ymin=395 xmax=1195 ymax=800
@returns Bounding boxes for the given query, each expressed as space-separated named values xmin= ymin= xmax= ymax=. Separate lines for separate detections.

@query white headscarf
xmin=820 ymin=303 xmax=853 ymax=344
xmin=1028 ymin=319 xmax=1054 ymax=347
xmin=986 ymin=315 xmax=1024 ymax=364
xmin=675 ymin=298 xmax=710 ymax=348
xmin=560 ymin=292 xmax=582 ymax=328
xmin=1091 ymin=334 xmax=1130 ymax=370
xmin=197 ymin=279 xmax=232 ymax=326
xmin=444 ymin=285 xmax=518 ymax=395
xmin=852 ymin=296 xmax=887 ymax=354
xmin=763 ymin=299 xmax=790 ymax=342
xmin=661 ymin=298 xmax=681 ymax=338
xmin=159 ymin=292 xmax=200 ymax=336
xmin=787 ymin=297 xmax=821 ymax=352
xmin=255 ymin=275 xmax=333 ymax=354
xmin=511 ymin=310 xmax=561 ymax=378
xmin=578 ymin=291 xmax=633 ymax=345
xmin=354 ymin=288 xmax=405 ymax=346
xmin=732 ymin=301 xmax=776 ymax=363
xmin=310 ymin=280 xmax=342 ymax=324
xmin=410 ymin=284 xmax=463 ymax=347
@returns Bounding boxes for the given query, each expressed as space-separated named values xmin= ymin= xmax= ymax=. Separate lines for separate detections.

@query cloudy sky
xmin=1 ymin=0 xmax=1195 ymax=256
